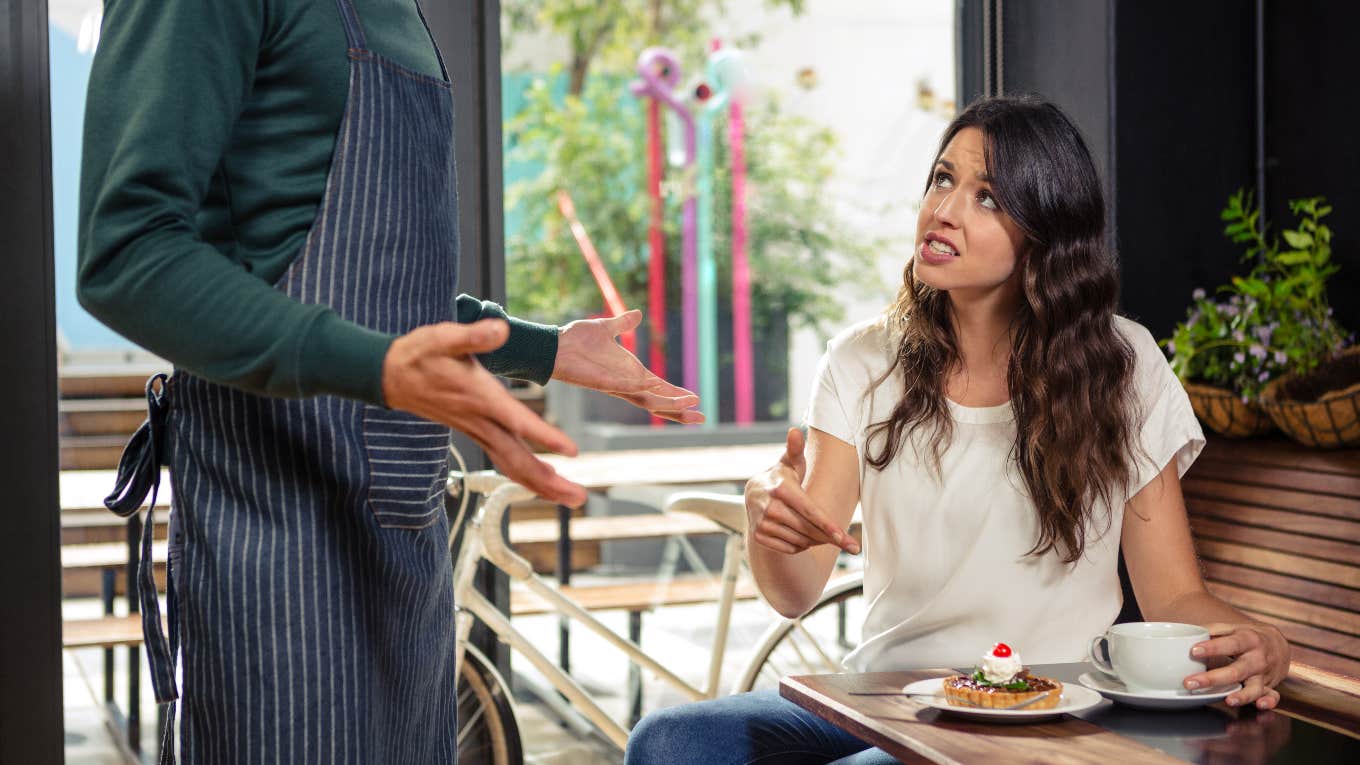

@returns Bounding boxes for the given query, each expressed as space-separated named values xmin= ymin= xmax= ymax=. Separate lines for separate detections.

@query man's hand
xmin=383 ymin=319 xmax=587 ymax=506
xmin=551 ymin=310 xmax=704 ymax=424
xmin=743 ymin=428 xmax=859 ymax=555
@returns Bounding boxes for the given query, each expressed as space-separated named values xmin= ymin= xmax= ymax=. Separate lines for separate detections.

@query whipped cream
xmin=980 ymin=646 xmax=1022 ymax=684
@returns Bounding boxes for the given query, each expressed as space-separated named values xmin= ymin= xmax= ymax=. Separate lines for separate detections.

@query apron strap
xmin=411 ymin=0 xmax=451 ymax=84
xmin=104 ymin=374 xmax=170 ymax=518
xmin=334 ymin=0 xmax=369 ymax=51
xmin=105 ymin=374 xmax=181 ymax=761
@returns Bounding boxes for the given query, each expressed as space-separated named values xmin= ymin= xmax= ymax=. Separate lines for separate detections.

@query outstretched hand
xmin=383 ymin=319 xmax=588 ymax=507
xmin=552 ymin=310 xmax=704 ymax=424
xmin=743 ymin=427 xmax=860 ymax=556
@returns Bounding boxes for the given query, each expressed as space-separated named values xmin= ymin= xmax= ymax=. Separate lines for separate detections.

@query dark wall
xmin=1264 ymin=1 xmax=1360 ymax=335
xmin=1113 ymin=2 xmax=1256 ymax=337
xmin=961 ymin=0 xmax=1356 ymax=342
xmin=999 ymin=0 xmax=1114 ymax=218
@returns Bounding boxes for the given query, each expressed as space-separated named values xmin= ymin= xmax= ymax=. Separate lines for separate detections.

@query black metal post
xmin=104 ymin=569 xmax=117 ymax=703
xmin=0 ymin=3 xmax=65 ymax=760
xmin=557 ymin=503 xmax=572 ymax=673
xmin=628 ymin=611 xmax=643 ymax=727
xmin=127 ymin=515 xmax=142 ymax=752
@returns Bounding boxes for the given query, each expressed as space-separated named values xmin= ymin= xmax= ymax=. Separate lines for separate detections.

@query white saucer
xmin=1078 ymin=671 xmax=1242 ymax=710
xmin=900 ymin=678 xmax=1102 ymax=723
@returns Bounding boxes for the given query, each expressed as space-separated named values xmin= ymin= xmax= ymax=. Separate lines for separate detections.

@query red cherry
xmin=992 ymin=642 xmax=1012 ymax=658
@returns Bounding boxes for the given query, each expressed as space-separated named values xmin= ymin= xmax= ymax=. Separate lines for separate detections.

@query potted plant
xmin=1164 ymin=191 xmax=1354 ymax=443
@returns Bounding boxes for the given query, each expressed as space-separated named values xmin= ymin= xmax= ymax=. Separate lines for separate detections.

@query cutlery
xmin=849 ymin=690 xmax=1055 ymax=711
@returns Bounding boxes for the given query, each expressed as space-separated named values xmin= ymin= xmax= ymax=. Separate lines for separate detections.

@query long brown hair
xmin=866 ymin=96 xmax=1137 ymax=564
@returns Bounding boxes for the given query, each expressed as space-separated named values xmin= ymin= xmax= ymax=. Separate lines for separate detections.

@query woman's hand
xmin=1185 ymin=622 xmax=1291 ymax=710
xmin=743 ymin=428 xmax=860 ymax=556
xmin=383 ymin=319 xmax=587 ymax=507
xmin=551 ymin=310 xmax=704 ymax=424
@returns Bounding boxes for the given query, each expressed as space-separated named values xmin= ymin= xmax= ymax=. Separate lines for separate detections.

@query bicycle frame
xmin=450 ymin=472 xmax=748 ymax=750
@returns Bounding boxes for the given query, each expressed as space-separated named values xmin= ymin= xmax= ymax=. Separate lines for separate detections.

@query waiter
xmin=78 ymin=0 xmax=700 ymax=761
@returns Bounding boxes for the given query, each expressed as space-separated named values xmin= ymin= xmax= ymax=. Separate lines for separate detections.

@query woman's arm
xmin=1121 ymin=460 xmax=1291 ymax=709
xmin=744 ymin=427 xmax=860 ymax=618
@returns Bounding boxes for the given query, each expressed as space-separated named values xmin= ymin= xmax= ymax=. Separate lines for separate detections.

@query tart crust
xmin=942 ymin=670 xmax=1062 ymax=710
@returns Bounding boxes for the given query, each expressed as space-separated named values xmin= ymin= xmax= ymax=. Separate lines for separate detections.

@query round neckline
xmin=945 ymin=396 xmax=1015 ymax=424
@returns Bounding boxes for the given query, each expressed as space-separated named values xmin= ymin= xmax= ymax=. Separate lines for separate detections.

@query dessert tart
xmin=942 ymin=643 xmax=1063 ymax=710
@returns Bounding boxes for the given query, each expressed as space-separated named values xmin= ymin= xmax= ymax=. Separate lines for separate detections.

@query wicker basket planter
xmin=1257 ymin=347 xmax=1360 ymax=448
xmin=1182 ymin=381 xmax=1276 ymax=438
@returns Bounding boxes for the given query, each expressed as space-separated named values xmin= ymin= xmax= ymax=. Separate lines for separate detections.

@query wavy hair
xmin=865 ymin=95 xmax=1137 ymax=564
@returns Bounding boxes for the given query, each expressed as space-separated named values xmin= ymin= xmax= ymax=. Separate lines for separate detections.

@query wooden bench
xmin=509 ymin=575 xmax=762 ymax=617
xmin=1183 ymin=435 xmax=1360 ymax=678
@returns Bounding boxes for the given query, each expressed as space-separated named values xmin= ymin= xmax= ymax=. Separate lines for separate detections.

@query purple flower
xmin=1258 ymin=371 xmax=1270 ymax=383
xmin=1233 ymin=330 xmax=1245 ymax=342
xmin=1327 ymin=307 xmax=1335 ymax=317
xmin=1253 ymin=325 xmax=1272 ymax=343
xmin=1167 ymin=341 xmax=1177 ymax=355
xmin=1223 ymin=305 xmax=1240 ymax=317
xmin=1274 ymin=350 xmax=1288 ymax=364
xmin=1249 ymin=344 xmax=1267 ymax=360
xmin=1192 ymin=288 xmax=1207 ymax=301
xmin=1233 ymin=352 xmax=1246 ymax=364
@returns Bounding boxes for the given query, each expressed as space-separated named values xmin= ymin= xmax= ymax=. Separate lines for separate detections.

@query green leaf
xmin=1281 ymin=230 xmax=1313 ymax=249
xmin=1275 ymin=250 xmax=1312 ymax=265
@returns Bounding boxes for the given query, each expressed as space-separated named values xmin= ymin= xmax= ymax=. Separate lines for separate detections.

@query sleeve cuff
xmin=296 ymin=311 xmax=397 ymax=407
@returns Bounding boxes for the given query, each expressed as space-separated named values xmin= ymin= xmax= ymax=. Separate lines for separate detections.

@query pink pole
xmin=730 ymin=100 xmax=754 ymax=424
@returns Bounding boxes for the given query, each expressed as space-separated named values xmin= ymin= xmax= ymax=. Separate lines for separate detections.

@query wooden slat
xmin=1190 ymin=517 xmax=1360 ymax=567
xmin=1195 ymin=539 xmax=1360 ymax=589
xmin=541 ymin=444 xmax=782 ymax=493
xmin=59 ymin=398 xmax=146 ymax=437
xmin=60 ymin=469 xmax=171 ymax=513
xmin=62 ymin=540 xmax=168 ymax=570
xmin=1235 ymin=608 xmax=1360 ymax=662
xmin=1201 ymin=560 xmax=1360 ymax=613
xmin=62 ymin=615 xmax=148 ymax=649
xmin=509 ymin=576 xmax=761 ymax=616
xmin=1245 ymin=609 xmax=1360 ymax=675
xmin=60 ymin=437 xmax=130 ymax=471
xmin=508 ymin=513 xmax=726 ymax=546
xmin=1190 ymin=457 xmax=1360 ymax=498
xmin=1184 ymin=477 xmax=1360 ymax=521
xmin=59 ymin=369 xmax=167 ymax=399
xmin=1187 ymin=497 xmax=1360 ymax=539
xmin=1197 ymin=438 xmax=1360 ymax=478
xmin=1206 ymin=581 xmax=1360 ymax=639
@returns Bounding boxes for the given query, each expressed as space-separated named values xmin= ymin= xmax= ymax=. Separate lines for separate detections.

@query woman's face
xmin=912 ymin=127 xmax=1028 ymax=299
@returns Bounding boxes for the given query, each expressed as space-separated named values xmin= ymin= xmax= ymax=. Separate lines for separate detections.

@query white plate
xmin=900 ymin=678 xmax=1102 ymax=723
xmin=1078 ymin=671 xmax=1242 ymax=710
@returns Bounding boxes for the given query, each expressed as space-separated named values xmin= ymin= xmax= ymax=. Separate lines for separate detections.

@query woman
xmin=79 ymin=0 xmax=697 ymax=761
xmin=625 ymin=96 xmax=1290 ymax=765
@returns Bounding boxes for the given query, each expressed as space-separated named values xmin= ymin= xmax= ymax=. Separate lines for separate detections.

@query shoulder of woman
xmin=825 ymin=316 xmax=894 ymax=360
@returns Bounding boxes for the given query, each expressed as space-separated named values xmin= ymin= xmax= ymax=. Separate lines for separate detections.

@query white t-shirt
xmin=806 ymin=315 xmax=1205 ymax=672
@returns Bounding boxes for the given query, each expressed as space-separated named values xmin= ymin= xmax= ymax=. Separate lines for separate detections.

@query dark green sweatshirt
xmin=77 ymin=0 xmax=558 ymax=407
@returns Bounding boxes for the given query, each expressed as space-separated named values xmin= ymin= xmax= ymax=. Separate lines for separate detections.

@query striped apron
xmin=106 ymin=1 xmax=463 ymax=761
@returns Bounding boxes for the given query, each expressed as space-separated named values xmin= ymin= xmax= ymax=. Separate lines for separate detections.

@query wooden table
xmin=540 ymin=442 xmax=783 ymax=491
xmin=781 ymin=662 xmax=1360 ymax=764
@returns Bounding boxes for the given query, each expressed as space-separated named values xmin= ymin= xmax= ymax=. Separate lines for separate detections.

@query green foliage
xmin=1163 ymin=190 xmax=1350 ymax=399
xmin=501 ymin=0 xmax=880 ymax=336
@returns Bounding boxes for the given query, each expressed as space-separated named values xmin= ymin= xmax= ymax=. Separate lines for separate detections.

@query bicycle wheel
xmin=733 ymin=574 xmax=865 ymax=693
xmin=458 ymin=644 xmax=524 ymax=765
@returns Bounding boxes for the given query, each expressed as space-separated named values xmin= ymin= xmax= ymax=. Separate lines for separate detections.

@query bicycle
xmin=446 ymin=464 xmax=865 ymax=765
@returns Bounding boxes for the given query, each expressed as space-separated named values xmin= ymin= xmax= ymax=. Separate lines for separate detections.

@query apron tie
xmin=105 ymin=374 xmax=180 ymax=763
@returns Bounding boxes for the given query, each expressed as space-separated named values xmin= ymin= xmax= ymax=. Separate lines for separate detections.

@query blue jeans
xmin=624 ymin=690 xmax=901 ymax=764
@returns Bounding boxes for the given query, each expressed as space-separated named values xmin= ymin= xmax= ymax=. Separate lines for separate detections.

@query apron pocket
xmin=362 ymin=407 xmax=450 ymax=529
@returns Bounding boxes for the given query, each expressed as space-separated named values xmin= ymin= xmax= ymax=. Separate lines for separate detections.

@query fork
xmin=849 ymin=690 xmax=1054 ymax=711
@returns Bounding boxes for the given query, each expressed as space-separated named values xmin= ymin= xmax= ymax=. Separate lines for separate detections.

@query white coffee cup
xmin=1088 ymin=622 xmax=1209 ymax=693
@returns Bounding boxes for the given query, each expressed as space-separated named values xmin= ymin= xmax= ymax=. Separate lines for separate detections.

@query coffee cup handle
xmin=1089 ymin=635 xmax=1118 ymax=676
